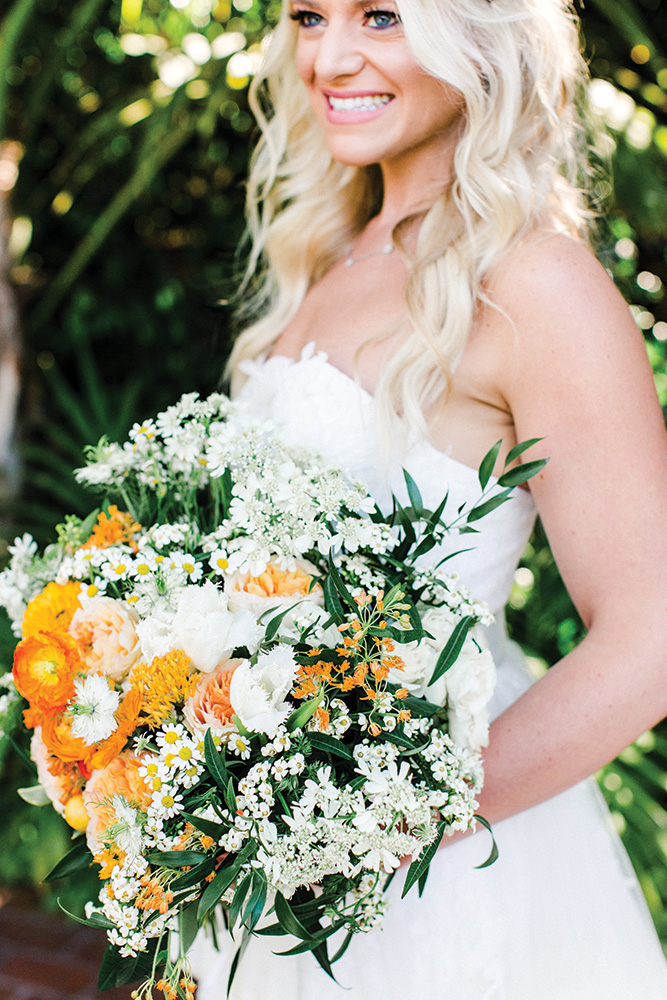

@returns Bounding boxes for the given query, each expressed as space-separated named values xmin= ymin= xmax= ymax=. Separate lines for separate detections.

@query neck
xmin=375 ymin=134 xmax=457 ymax=226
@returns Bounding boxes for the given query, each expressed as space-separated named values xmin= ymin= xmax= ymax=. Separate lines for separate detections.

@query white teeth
xmin=328 ymin=94 xmax=392 ymax=112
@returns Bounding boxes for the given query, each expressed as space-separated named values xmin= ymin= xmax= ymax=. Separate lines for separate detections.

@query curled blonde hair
xmin=228 ymin=0 xmax=591 ymax=438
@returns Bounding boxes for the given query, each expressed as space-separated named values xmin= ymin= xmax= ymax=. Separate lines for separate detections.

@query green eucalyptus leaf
xmin=275 ymin=891 xmax=314 ymax=940
xmin=204 ymin=729 xmax=228 ymax=790
xmin=504 ymin=437 xmax=544 ymax=466
xmin=403 ymin=468 xmax=424 ymax=512
xmin=44 ymin=840 xmax=90 ymax=882
xmin=307 ymin=731 xmax=353 ymax=759
xmin=428 ymin=616 xmax=475 ymax=686
xmin=474 ymin=815 xmax=499 ymax=869
xmin=478 ymin=439 xmax=502 ymax=490
xmin=401 ymin=821 xmax=447 ymax=898
xmin=466 ymin=490 xmax=513 ymax=523
xmin=496 ymin=458 xmax=547 ymax=488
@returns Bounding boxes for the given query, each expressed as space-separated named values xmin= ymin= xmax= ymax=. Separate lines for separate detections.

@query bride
xmin=191 ymin=0 xmax=667 ymax=995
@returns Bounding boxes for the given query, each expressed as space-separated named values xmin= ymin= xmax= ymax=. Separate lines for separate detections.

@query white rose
xmin=229 ymin=645 xmax=298 ymax=736
xmin=388 ymin=606 xmax=496 ymax=751
xmin=172 ymin=581 xmax=260 ymax=673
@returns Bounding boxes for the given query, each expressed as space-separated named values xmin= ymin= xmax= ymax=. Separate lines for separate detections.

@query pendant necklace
xmin=344 ymin=242 xmax=395 ymax=268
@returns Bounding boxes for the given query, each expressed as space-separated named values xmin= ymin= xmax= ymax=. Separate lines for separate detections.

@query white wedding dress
xmin=190 ymin=343 xmax=667 ymax=1000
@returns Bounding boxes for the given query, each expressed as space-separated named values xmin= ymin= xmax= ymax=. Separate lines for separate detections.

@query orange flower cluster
xmin=82 ymin=505 xmax=142 ymax=551
xmin=135 ymin=873 xmax=175 ymax=915
xmin=130 ymin=650 xmax=198 ymax=730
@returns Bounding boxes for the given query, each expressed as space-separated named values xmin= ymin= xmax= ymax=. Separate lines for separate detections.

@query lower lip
xmin=324 ymin=97 xmax=394 ymax=124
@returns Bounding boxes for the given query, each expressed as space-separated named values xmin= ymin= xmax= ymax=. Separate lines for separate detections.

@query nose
xmin=313 ymin=20 xmax=365 ymax=82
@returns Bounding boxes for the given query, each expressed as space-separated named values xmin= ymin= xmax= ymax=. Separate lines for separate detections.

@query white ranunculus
xmin=229 ymin=645 xmax=298 ymax=736
xmin=171 ymin=581 xmax=260 ymax=673
xmin=388 ymin=605 xmax=496 ymax=751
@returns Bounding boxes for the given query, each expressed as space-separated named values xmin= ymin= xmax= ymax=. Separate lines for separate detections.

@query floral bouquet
xmin=0 ymin=392 xmax=543 ymax=999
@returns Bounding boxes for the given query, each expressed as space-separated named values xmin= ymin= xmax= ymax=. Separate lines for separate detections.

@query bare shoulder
xmin=478 ymin=228 xmax=654 ymax=413
xmin=486 ymin=229 xmax=638 ymax=359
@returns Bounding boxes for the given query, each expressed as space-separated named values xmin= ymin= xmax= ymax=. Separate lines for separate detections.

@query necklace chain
xmin=343 ymin=242 xmax=395 ymax=268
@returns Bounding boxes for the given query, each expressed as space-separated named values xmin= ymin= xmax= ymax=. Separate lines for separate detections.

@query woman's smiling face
xmin=290 ymin=0 xmax=464 ymax=172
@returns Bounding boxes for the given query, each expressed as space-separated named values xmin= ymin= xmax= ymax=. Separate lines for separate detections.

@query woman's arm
xmin=477 ymin=233 xmax=667 ymax=825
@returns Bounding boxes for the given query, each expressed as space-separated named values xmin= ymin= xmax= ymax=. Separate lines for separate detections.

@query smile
xmin=327 ymin=94 xmax=393 ymax=112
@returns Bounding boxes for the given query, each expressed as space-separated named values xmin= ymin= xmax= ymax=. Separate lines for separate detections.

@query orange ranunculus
xmin=13 ymin=631 xmax=82 ymax=716
xmin=41 ymin=686 xmax=142 ymax=770
xmin=88 ymin=687 xmax=142 ymax=770
xmin=182 ymin=657 xmax=242 ymax=738
xmin=22 ymin=581 xmax=83 ymax=638
xmin=83 ymin=751 xmax=151 ymax=856
xmin=41 ymin=711 xmax=90 ymax=763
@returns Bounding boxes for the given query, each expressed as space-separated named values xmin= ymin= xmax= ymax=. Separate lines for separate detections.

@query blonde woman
xmin=191 ymin=0 xmax=667 ymax=995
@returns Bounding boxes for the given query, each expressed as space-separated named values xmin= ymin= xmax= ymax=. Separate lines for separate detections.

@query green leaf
xmin=474 ymin=815 xmax=499 ymax=869
xmin=263 ymin=602 xmax=301 ymax=643
xmin=57 ymin=899 xmax=114 ymax=930
xmin=466 ymin=490 xmax=513 ymax=523
xmin=97 ymin=944 xmax=121 ymax=991
xmin=179 ymin=900 xmax=201 ymax=955
xmin=204 ymin=729 xmax=228 ymax=790
xmin=274 ymin=920 xmax=345 ymax=956
xmin=401 ymin=821 xmax=447 ymax=898
xmin=243 ymin=870 xmax=268 ymax=932
xmin=228 ymin=872 xmax=252 ymax=931
xmin=145 ymin=850 xmax=207 ymax=869
xmin=322 ymin=572 xmax=345 ymax=622
xmin=180 ymin=811 xmax=224 ymax=839
xmin=418 ymin=869 xmax=429 ymax=897
xmin=286 ymin=686 xmax=325 ymax=733
xmin=44 ymin=839 xmax=90 ymax=882
xmin=224 ymin=776 xmax=237 ymax=814
xmin=198 ymin=863 xmax=238 ymax=921
xmin=227 ymin=930 xmax=251 ymax=998
xmin=275 ymin=891 xmax=314 ymax=940
xmin=478 ymin=439 xmax=502 ymax=490
xmin=496 ymin=458 xmax=547 ymax=488
xmin=307 ymin=732 xmax=353 ymax=760
xmin=504 ymin=437 xmax=544 ymax=466
xmin=428 ymin=615 xmax=475 ymax=686
xmin=403 ymin=468 xmax=424 ymax=512
xmin=326 ymin=553 xmax=356 ymax=608
xmin=170 ymin=857 xmax=216 ymax=891
xmin=312 ymin=940 xmax=337 ymax=981
xmin=400 ymin=694 xmax=441 ymax=717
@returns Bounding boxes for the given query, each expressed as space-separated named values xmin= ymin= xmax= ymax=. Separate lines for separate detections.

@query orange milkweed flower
xmin=81 ymin=505 xmax=142 ymax=551
xmin=22 ymin=581 xmax=82 ymax=638
xmin=13 ymin=631 xmax=82 ymax=717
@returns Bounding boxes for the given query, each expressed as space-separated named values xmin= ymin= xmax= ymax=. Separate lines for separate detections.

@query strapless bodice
xmin=235 ymin=342 xmax=536 ymax=617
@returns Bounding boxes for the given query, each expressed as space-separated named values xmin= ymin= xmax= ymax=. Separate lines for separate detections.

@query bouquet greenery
xmin=0 ymin=392 xmax=544 ymax=999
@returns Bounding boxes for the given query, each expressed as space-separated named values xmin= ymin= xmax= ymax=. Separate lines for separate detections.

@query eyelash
xmin=289 ymin=7 xmax=400 ymax=29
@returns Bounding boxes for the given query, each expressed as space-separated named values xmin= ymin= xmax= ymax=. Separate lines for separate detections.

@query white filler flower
xmin=70 ymin=674 xmax=120 ymax=745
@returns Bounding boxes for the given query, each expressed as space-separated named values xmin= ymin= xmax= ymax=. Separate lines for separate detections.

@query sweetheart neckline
xmin=255 ymin=343 xmax=534 ymax=505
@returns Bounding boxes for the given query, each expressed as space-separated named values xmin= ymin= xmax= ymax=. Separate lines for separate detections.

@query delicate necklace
xmin=343 ymin=242 xmax=394 ymax=268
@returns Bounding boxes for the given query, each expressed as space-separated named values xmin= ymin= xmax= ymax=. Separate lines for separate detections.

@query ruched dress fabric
xmin=190 ymin=343 xmax=667 ymax=1000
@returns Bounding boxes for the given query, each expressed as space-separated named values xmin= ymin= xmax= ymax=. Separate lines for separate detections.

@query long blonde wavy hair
xmin=228 ymin=0 xmax=592 ymax=439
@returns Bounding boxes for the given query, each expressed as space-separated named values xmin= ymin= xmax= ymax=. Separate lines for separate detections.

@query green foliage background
xmin=0 ymin=0 xmax=666 ymax=942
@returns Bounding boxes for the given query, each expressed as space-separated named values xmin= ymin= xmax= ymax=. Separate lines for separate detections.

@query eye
xmin=363 ymin=7 xmax=400 ymax=28
xmin=289 ymin=8 xmax=324 ymax=27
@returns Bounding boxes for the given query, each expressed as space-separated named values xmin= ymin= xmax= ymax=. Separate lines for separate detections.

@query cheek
xmin=295 ymin=43 xmax=315 ymax=87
